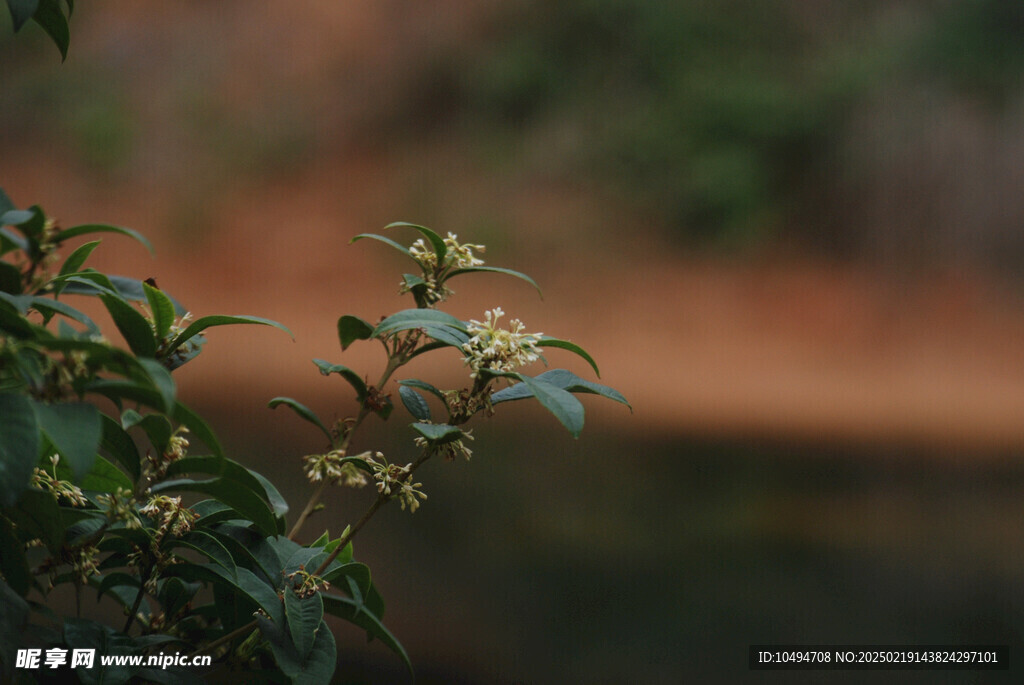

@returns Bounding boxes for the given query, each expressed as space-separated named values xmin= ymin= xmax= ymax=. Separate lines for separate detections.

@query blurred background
xmin=5 ymin=1 xmax=1024 ymax=682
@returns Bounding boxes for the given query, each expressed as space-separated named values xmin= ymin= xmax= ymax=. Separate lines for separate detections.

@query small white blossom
xmin=461 ymin=307 xmax=542 ymax=379
xmin=31 ymin=454 xmax=88 ymax=507
xmin=443 ymin=233 xmax=485 ymax=269
xmin=365 ymin=453 xmax=427 ymax=513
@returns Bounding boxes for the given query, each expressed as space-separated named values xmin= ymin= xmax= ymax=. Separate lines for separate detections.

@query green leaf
xmin=10 ymin=489 xmax=63 ymax=552
xmin=504 ymin=373 xmax=585 ymax=438
xmin=259 ymin=614 xmax=337 ymax=685
xmin=384 ymin=221 xmax=447 ymax=263
xmin=26 ymin=296 xmax=98 ymax=331
xmin=173 ymin=401 xmax=223 ymax=458
xmin=446 ymin=265 xmax=543 ymax=298
xmin=6 ymin=0 xmax=39 ymax=31
xmin=285 ymin=590 xmax=324 ymax=660
xmin=410 ymin=422 xmax=463 ymax=444
xmin=76 ymin=455 xmax=133 ymax=493
xmin=143 ymin=281 xmax=176 ymax=340
xmin=56 ymin=223 xmax=153 ymax=255
xmin=152 ymin=477 xmax=277 ymax=536
xmin=60 ymin=274 xmax=187 ymax=314
xmin=536 ymin=337 xmax=601 ymax=377
xmin=32 ymin=0 xmax=69 ymax=61
xmin=56 ymin=240 xmax=100 ymax=281
xmin=0 ymin=523 xmax=32 ymax=596
xmin=337 ymin=314 xmax=374 ymax=351
xmin=0 ymin=389 xmax=37 ymax=507
xmin=99 ymin=293 xmax=157 ymax=357
xmin=397 ymin=378 xmax=446 ymax=402
xmin=100 ymin=415 xmax=139 ymax=481
xmin=137 ymin=358 xmax=176 ymax=412
xmin=350 ymin=233 xmax=411 ymax=257
xmin=398 ymin=385 xmax=431 ymax=421
xmin=170 ymin=531 xmax=237 ymax=577
xmin=0 ymin=210 xmax=35 ymax=227
xmin=322 ymin=594 xmax=411 ymax=675
xmin=164 ymin=314 xmax=292 ymax=356
xmin=491 ymin=369 xmax=631 ymax=410
xmin=312 ymin=359 xmax=367 ymax=400
xmin=268 ymin=397 xmax=333 ymax=444
xmin=121 ymin=409 xmax=172 ymax=453
xmin=31 ymin=400 xmax=101 ymax=481
xmin=0 ymin=262 xmax=21 ymax=294
xmin=372 ymin=308 xmax=469 ymax=347
xmin=166 ymin=456 xmax=286 ymax=525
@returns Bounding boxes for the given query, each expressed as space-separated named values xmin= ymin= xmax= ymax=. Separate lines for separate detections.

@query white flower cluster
xmin=139 ymin=495 xmax=198 ymax=537
xmin=404 ymin=233 xmax=486 ymax=305
xmin=303 ymin=449 xmax=370 ymax=487
xmin=97 ymin=487 xmax=142 ymax=529
xmin=413 ymin=428 xmax=475 ymax=461
xmin=461 ymin=307 xmax=542 ymax=379
xmin=442 ymin=232 xmax=485 ymax=269
xmin=366 ymin=453 xmax=427 ymax=513
xmin=31 ymin=454 xmax=88 ymax=507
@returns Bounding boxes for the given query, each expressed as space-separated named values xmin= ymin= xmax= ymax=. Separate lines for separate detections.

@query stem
xmin=311 ymin=449 xmax=433 ymax=577
xmin=122 ymin=583 xmax=148 ymax=633
xmin=287 ymin=347 xmax=407 ymax=541
xmin=192 ymin=621 xmax=258 ymax=657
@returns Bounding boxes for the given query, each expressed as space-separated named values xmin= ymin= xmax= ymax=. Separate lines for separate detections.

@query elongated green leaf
xmin=0 ymin=262 xmax=21 ymax=294
xmin=100 ymin=293 xmax=157 ymax=357
xmin=536 ymin=337 xmax=600 ymax=377
xmin=100 ymin=414 xmax=139 ymax=482
xmin=398 ymin=385 xmax=431 ymax=421
xmin=137 ymin=358 xmax=176 ymax=413
xmin=173 ymin=402 xmax=223 ymax=458
xmin=10 ymin=489 xmax=63 ymax=552
xmin=170 ymin=531 xmax=237 ymax=577
xmin=337 ymin=314 xmax=374 ymax=351
xmin=259 ymin=614 xmax=336 ymax=685
xmin=410 ymin=422 xmax=463 ymax=444
xmin=446 ymin=265 xmax=543 ymax=298
xmin=56 ymin=240 xmax=100 ymax=280
xmin=384 ymin=221 xmax=447 ymax=263
xmin=491 ymin=369 xmax=631 ymax=410
xmin=268 ymin=397 xmax=332 ymax=444
xmin=174 ymin=564 xmax=283 ymax=627
xmin=60 ymin=274 xmax=187 ymax=314
xmin=350 ymin=233 xmax=411 ymax=256
xmin=372 ymin=308 xmax=469 ymax=347
xmin=397 ymin=378 xmax=446 ymax=402
xmin=322 ymin=594 xmax=411 ymax=674
xmin=143 ymin=281 xmax=175 ymax=340
xmin=6 ymin=0 xmax=39 ymax=31
xmin=312 ymin=359 xmax=367 ymax=400
xmin=27 ymin=297 xmax=98 ymax=332
xmin=152 ymin=477 xmax=277 ymax=536
xmin=75 ymin=455 xmax=133 ymax=493
xmin=0 ymin=522 xmax=33 ymax=596
xmin=121 ymin=409 xmax=171 ymax=453
xmin=515 ymin=373 xmax=585 ymax=438
xmin=32 ymin=400 xmax=101 ymax=481
xmin=0 ymin=209 xmax=35 ymax=227
xmin=32 ymin=0 xmax=69 ymax=60
xmin=285 ymin=590 xmax=324 ymax=660
xmin=166 ymin=456 xmax=285 ymax=526
xmin=164 ymin=315 xmax=292 ymax=355
xmin=56 ymin=223 xmax=153 ymax=254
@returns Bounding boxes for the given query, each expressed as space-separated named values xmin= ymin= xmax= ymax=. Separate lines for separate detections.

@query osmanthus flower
xmin=413 ymin=428 xmax=475 ymax=462
xmin=403 ymin=232 xmax=487 ymax=304
xmin=31 ymin=454 xmax=88 ymax=507
xmin=71 ymin=545 xmax=101 ymax=585
xmin=303 ymin=449 xmax=370 ymax=487
xmin=461 ymin=307 xmax=543 ymax=379
xmin=97 ymin=487 xmax=142 ymax=529
xmin=140 ymin=495 xmax=198 ymax=537
xmin=365 ymin=453 xmax=427 ymax=513
xmin=442 ymin=232 xmax=485 ymax=269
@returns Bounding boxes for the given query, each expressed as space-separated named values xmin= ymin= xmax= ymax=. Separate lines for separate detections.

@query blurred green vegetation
xmin=448 ymin=0 xmax=1024 ymax=248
